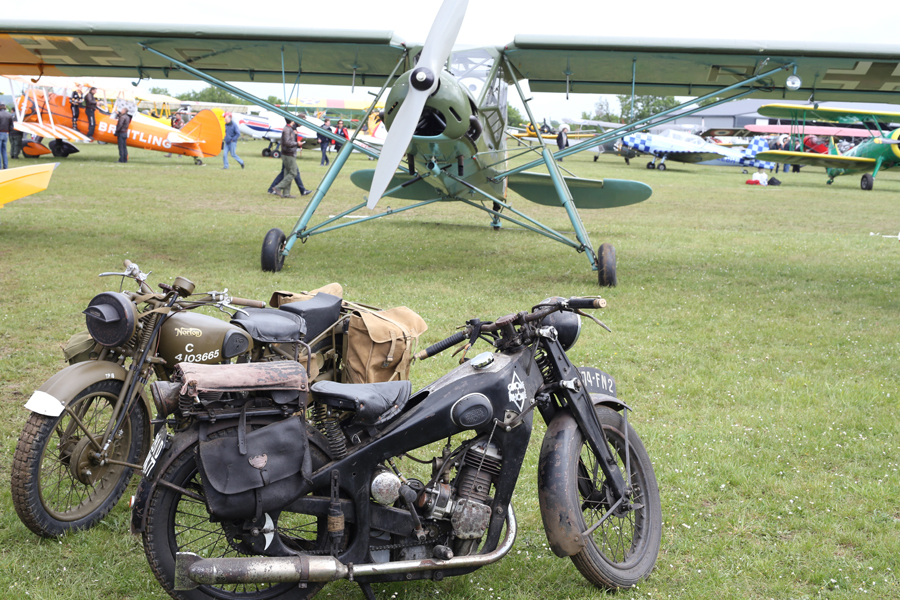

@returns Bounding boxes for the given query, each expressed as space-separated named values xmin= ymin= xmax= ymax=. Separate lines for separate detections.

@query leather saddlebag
xmin=196 ymin=417 xmax=312 ymax=521
xmin=342 ymin=307 xmax=427 ymax=384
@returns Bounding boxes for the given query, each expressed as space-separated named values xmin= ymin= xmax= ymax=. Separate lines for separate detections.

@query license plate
xmin=142 ymin=428 xmax=168 ymax=477
xmin=578 ymin=367 xmax=616 ymax=397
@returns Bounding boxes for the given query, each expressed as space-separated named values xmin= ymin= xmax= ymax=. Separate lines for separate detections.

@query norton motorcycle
xmin=134 ymin=296 xmax=661 ymax=599
xmin=11 ymin=260 xmax=351 ymax=538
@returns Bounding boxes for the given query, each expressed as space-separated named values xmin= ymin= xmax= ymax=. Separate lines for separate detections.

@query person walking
xmin=0 ymin=103 xmax=13 ymax=169
xmin=272 ymin=119 xmax=302 ymax=198
xmin=84 ymin=87 xmax=98 ymax=138
xmin=114 ymin=105 xmax=131 ymax=163
xmin=222 ymin=113 xmax=244 ymax=169
xmin=333 ymin=119 xmax=349 ymax=153
xmin=318 ymin=118 xmax=332 ymax=166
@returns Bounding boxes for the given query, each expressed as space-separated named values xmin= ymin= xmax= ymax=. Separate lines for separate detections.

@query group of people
xmin=316 ymin=118 xmax=350 ymax=166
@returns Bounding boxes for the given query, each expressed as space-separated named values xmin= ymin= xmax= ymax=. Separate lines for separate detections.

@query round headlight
xmin=540 ymin=297 xmax=583 ymax=351
xmin=83 ymin=292 xmax=137 ymax=348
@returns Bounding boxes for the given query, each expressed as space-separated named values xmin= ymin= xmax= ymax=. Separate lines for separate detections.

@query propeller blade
xmin=366 ymin=0 xmax=468 ymax=209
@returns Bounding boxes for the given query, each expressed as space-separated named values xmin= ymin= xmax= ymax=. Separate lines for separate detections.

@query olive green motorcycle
xmin=11 ymin=260 xmax=352 ymax=538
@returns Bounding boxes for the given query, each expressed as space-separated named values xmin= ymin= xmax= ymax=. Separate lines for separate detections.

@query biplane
xmin=5 ymin=76 xmax=222 ymax=164
xmin=3 ymin=1 xmax=900 ymax=284
xmin=754 ymin=104 xmax=900 ymax=190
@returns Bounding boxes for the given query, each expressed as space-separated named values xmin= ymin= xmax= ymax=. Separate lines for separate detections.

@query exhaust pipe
xmin=175 ymin=505 xmax=516 ymax=590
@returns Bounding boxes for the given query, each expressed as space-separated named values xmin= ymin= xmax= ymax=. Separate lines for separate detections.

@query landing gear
xmin=271 ymin=150 xmax=281 ymax=159
xmin=261 ymin=228 xmax=286 ymax=272
xmin=193 ymin=157 xmax=203 ymax=166
xmin=261 ymin=147 xmax=271 ymax=157
xmin=597 ymin=243 xmax=617 ymax=287
xmin=491 ymin=201 xmax=503 ymax=231
xmin=826 ymin=179 xmax=833 ymax=185
xmin=646 ymin=161 xmax=655 ymax=170
xmin=657 ymin=163 xmax=666 ymax=171
xmin=861 ymin=173 xmax=874 ymax=191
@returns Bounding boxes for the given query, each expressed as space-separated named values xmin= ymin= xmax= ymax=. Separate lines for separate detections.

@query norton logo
xmin=507 ymin=372 xmax=526 ymax=411
xmin=174 ymin=327 xmax=203 ymax=337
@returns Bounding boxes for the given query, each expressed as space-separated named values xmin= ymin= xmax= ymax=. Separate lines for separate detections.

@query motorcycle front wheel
xmin=566 ymin=406 xmax=662 ymax=589
xmin=143 ymin=426 xmax=332 ymax=600
xmin=11 ymin=379 xmax=145 ymax=537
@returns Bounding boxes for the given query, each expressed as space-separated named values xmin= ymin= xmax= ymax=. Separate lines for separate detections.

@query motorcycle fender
xmin=537 ymin=395 xmax=629 ymax=557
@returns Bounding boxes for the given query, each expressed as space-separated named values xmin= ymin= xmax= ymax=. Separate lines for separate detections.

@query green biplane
xmin=755 ymin=104 xmax=900 ymax=191
xmin=5 ymin=1 xmax=900 ymax=284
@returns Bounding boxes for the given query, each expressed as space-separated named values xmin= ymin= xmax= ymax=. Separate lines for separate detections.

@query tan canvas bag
xmin=269 ymin=283 xmax=344 ymax=308
xmin=343 ymin=307 xmax=427 ymax=384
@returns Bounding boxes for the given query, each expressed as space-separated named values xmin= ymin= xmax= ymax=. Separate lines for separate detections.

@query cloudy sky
xmin=5 ymin=0 xmax=900 ymax=120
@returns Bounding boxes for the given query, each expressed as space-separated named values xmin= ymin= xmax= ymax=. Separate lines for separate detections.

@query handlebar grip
xmin=123 ymin=259 xmax=134 ymax=269
xmin=568 ymin=297 xmax=607 ymax=309
xmin=230 ymin=297 xmax=266 ymax=309
xmin=415 ymin=331 xmax=468 ymax=361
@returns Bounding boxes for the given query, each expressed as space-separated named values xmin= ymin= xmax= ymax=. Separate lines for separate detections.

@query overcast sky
xmin=6 ymin=0 xmax=900 ymax=121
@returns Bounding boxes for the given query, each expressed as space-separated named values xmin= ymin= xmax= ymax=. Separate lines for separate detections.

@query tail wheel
xmin=861 ymin=173 xmax=874 ymax=191
xmin=11 ymin=380 xmax=145 ymax=537
xmin=597 ymin=243 xmax=617 ymax=287
xmin=567 ymin=406 xmax=661 ymax=589
xmin=143 ymin=426 xmax=332 ymax=600
xmin=194 ymin=157 xmax=204 ymax=166
xmin=261 ymin=228 xmax=287 ymax=272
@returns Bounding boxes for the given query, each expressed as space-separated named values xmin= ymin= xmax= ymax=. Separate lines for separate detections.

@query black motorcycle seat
xmin=278 ymin=293 xmax=342 ymax=349
xmin=311 ymin=380 xmax=411 ymax=426
xmin=231 ymin=308 xmax=306 ymax=344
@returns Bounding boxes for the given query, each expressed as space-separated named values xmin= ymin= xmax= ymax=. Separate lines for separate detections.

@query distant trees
xmin=615 ymin=94 xmax=679 ymax=123
xmin=148 ymin=86 xmax=171 ymax=96
xmin=176 ymin=86 xmax=251 ymax=105
xmin=507 ymin=105 xmax=525 ymax=127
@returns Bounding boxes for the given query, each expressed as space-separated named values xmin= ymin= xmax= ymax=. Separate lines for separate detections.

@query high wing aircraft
xmin=620 ymin=128 xmax=774 ymax=170
xmin=4 ymin=3 xmax=900 ymax=284
xmin=5 ymin=76 xmax=222 ymax=163
xmin=755 ymin=104 xmax=900 ymax=190
xmin=233 ymin=110 xmax=386 ymax=158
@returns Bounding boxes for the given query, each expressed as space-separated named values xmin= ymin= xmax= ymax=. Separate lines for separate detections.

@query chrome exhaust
xmin=175 ymin=505 xmax=516 ymax=590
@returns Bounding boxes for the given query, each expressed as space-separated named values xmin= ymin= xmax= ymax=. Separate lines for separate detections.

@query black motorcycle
xmin=133 ymin=296 xmax=661 ymax=599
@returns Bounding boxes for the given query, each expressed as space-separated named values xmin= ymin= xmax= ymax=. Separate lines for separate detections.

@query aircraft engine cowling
xmin=383 ymin=70 xmax=475 ymax=140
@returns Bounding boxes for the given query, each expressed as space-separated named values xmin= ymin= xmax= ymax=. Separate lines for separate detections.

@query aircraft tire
xmin=272 ymin=150 xmax=281 ymax=159
xmin=193 ymin=158 xmax=203 ymax=166
xmin=262 ymin=147 xmax=271 ymax=157
xmin=261 ymin=228 xmax=287 ymax=272
xmin=597 ymin=243 xmax=617 ymax=287
xmin=861 ymin=173 xmax=874 ymax=191
xmin=657 ymin=163 xmax=666 ymax=171
xmin=646 ymin=162 xmax=655 ymax=170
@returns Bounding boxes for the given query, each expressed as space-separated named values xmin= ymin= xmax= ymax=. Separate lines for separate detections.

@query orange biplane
xmin=11 ymin=79 xmax=223 ymax=164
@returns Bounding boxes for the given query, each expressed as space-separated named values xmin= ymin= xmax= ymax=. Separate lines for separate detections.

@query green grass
xmin=1 ymin=140 xmax=898 ymax=600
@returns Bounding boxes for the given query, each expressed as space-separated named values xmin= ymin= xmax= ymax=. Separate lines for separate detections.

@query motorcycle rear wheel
xmin=143 ymin=426 xmax=331 ymax=600
xmin=11 ymin=379 xmax=145 ymax=537
xmin=567 ymin=406 xmax=661 ymax=589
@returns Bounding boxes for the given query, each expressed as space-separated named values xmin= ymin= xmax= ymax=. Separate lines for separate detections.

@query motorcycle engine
xmin=420 ymin=440 xmax=502 ymax=543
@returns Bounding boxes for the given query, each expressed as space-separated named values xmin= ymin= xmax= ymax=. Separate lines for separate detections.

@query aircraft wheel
xmin=657 ymin=163 xmax=666 ymax=171
xmin=861 ymin=173 xmax=874 ymax=191
xmin=193 ymin=157 xmax=203 ymax=166
xmin=826 ymin=180 xmax=833 ymax=185
xmin=271 ymin=150 xmax=281 ymax=159
xmin=261 ymin=228 xmax=286 ymax=272
xmin=646 ymin=162 xmax=655 ymax=170
xmin=261 ymin=147 xmax=271 ymax=157
xmin=597 ymin=243 xmax=617 ymax=287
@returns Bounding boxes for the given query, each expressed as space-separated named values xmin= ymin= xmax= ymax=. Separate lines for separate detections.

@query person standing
xmin=556 ymin=125 xmax=569 ymax=162
xmin=0 ymin=103 xmax=13 ymax=169
xmin=84 ymin=87 xmax=98 ymax=138
xmin=114 ymin=105 xmax=131 ymax=163
xmin=318 ymin=118 xmax=331 ymax=166
xmin=333 ymin=119 xmax=349 ymax=153
xmin=273 ymin=119 xmax=301 ymax=198
xmin=222 ymin=113 xmax=244 ymax=169
xmin=70 ymin=86 xmax=83 ymax=127
xmin=9 ymin=111 xmax=23 ymax=160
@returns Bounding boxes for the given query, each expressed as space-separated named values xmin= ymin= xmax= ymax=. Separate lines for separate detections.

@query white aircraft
xmin=621 ymin=128 xmax=774 ymax=170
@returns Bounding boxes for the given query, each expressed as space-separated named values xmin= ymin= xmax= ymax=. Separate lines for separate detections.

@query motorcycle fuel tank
xmin=157 ymin=312 xmax=252 ymax=369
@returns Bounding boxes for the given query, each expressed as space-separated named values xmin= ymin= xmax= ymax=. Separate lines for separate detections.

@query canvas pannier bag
xmin=343 ymin=307 xmax=427 ymax=384
xmin=269 ymin=282 xmax=344 ymax=307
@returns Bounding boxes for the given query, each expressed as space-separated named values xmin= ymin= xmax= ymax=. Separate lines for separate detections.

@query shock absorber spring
xmin=534 ymin=347 xmax=554 ymax=385
xmin=136 ymin=311 xmax=160 ymax=353
xmin=315 ymin=403 xmax=348 ymax=459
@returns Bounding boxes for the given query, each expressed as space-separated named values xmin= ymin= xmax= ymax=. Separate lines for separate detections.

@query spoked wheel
xmin=597 ymin=243 xmax=617 ymax=287
xmin=861 ymin=173 xmax=874 ymax=191
xmin=11 ymin=380 xmax=145 ymax=537
xmin=567 ymin=406 xmax=661 ymax=589
xmin=143 ymin=427 xmax=331 ymax=600
xmin=261 ymin=228 xmax=286 ymax=272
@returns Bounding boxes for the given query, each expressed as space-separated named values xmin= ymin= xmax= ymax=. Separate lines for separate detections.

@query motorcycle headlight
xmin=83 ymin=292 xmax=137 ymax=348
xmin=540 ymin=297 xmax=582 ymax=351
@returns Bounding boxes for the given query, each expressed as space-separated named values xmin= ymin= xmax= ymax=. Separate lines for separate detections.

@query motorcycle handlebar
xmin=230 ymin=297 xmax=266 ymax=309
xmin=567 ymin=297 xmax=607 ymax=310
xmin=414 ymin=331 xmax=468 ymax=361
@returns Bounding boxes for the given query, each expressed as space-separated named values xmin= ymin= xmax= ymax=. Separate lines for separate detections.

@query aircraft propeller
xmin=366 ymin=0 xmax=468 ymax=209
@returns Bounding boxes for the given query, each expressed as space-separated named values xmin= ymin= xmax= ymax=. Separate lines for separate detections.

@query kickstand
xmin=358 ymin=582 xmax=377 ymax=600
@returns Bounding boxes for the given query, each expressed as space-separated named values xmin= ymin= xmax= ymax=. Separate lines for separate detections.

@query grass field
xmin=0 ymin=139 xmax=898 ymax=600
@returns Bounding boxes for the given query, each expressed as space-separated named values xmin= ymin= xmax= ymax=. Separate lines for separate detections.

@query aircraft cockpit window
xmin=450 ymin=49 xmax=495 ymax=104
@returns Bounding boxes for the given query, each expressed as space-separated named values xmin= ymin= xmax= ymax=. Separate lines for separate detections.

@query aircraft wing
xmin=745 ymin=124 xmax=877 ymax=137
xmin=655 ymin=151 xmax=729 ymax=164
xmin=0 ymin=22 xmax=408 ymax=87
xmin=757 ymin=104 xmax=900 ymax=123
xmin=503 ymin=36 xmax=900 ymax=103
xmin=562 ymin=117 xmax=622 ymax=129
xmin=754 ymin=150 xmax=876 ymax=170
xmin=14 ymin=121 xmax=92 ymax=142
